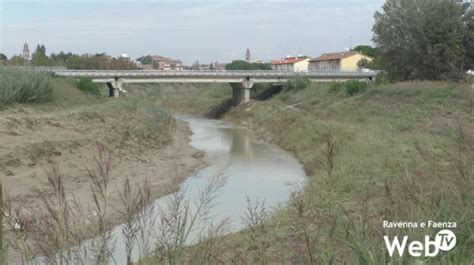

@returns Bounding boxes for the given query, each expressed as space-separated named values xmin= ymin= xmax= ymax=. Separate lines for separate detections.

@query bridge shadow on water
xmin=206 ymin=84 xmax=283 ymax=119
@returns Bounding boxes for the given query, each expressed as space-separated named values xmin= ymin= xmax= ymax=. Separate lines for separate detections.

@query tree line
xmin=0 ymin=45 xmax=137 ymax=70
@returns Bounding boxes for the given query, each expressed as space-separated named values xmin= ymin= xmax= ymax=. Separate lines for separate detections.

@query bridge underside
xmin=92 ymin=76 xmax=372 ymax=104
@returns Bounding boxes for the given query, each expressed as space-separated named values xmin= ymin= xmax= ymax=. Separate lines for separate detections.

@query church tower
xmin=22 ymin=42 xmax=30 ymax=64
xmin=245 ymin=48 xmax=251 ymax=62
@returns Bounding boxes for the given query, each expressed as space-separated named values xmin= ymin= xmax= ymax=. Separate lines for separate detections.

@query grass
xmin=229 ymin=81 xmax=473 ymax=264
xmin=75 ymin=77 xmax=103 ymax=95
xmin=3 ymin=78 xmax=473 ymax=264
xmin=155 ymin=79 xmax=474 ymax=264
xmin=0 ymin=67 xmax=53 ymax=105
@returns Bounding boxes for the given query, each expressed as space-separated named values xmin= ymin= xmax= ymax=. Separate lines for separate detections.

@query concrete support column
xmin=105 ymin=78 xmax=123 ymax=97
xmin=230 ymin=80 xmax=253 ymax=105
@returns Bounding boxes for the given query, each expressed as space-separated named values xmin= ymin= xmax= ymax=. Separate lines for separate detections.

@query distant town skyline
xmin=1 ymin=0 xmax=385 ymax=64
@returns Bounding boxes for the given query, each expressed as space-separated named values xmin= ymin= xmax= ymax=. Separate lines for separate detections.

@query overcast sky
xmin=1 ymin=0 xmax=385 ymax=64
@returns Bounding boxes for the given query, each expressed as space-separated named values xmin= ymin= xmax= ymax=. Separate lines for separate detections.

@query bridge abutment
xmin=230 ymin=80 xmax=253 ymax=105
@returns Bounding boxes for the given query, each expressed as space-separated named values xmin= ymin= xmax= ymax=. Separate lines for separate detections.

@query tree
xmin=353 ymin=45 xmax=379 ymax=59
xmin=136 ymin=55 xmax=153 ymax=65
xmin=0 ymin=53 xmax=7 ymax=65
xmin=373 ymin=0 xmax=473 ymax=80
xmin=50 ymin=51 xmax=74 ymax=66
xmin=225 ymin=60 xmax=272 ymax=70
xmin=8 ymin=55 xmax=24 ymax=66
xmin=31 ymin=45 xmax=49 ymax=66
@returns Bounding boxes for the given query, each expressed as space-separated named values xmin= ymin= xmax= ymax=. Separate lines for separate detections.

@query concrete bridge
xmin=52 ymin=69 xmax=377 ymax=104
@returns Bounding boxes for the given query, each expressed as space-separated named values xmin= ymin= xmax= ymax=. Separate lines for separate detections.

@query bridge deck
xmin=52 ymin=70 xmax=377 ymax=80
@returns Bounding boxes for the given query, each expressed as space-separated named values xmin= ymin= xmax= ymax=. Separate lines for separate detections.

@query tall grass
xmin=0 ymin=67 xmax=53 ymax=104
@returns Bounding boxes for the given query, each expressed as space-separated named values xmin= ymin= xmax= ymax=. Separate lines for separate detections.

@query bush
xmin=375 ymin=72 xmax=390 ymax=86
xmin=328 ymin=82 xmax=344 ymax=93
xmin=0 ymin=67 xmax=53 ymax=104
xmin=345 ymin=80 xmax=368 ymax=96
xmin=76 ymin=77 xmax=102 ymax=95
xmin=286 ymin=76 xmax=310 ymax=91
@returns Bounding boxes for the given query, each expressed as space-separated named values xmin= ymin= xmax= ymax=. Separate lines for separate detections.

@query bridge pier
xmin=106 ymin=78 xmax=123 ymax=97
xmin=230 ymin=80 xmax=253 ymax=105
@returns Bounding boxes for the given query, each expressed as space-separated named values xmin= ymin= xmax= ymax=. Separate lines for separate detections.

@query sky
xmin=0 ymin=0 xmax=385 ymax=64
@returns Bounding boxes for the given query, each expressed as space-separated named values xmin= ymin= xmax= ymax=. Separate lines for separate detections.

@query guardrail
xmin=18 ymin=67 xmax=378 ymax=78
xmin=51 ymin=70 xmax=378 ymax=77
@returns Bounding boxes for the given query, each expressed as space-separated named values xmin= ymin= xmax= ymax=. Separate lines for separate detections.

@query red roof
xmin=152 ymin=55 xmax=182 ymax=64
xmin=271 ymin=56 xmax=309 ymax=65
xmin=310 ymin=51 xmax=362 ymax=62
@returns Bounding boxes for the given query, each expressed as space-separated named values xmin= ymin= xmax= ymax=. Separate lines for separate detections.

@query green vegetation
xmin=353 ymin=45 xmax=379 ymax=58
xmin=136 ymin=55 xmax=154 ymax=65
xmin=66 ymin=54 xmax=137 ymax=70
xmin=155 ymin=80 xmax=473 ymax=264
xmin=0 ymin=67 xmax=53 ymax=105
xmin=126 ymin=83 xmax=232 ymax=115
xmin=75 ymin=77 xmax=102 ymax=95
xmin=225 ymin=60 xmax=272 ymax=70
xmin=373 ymin=0 xmax=474 ymax=80
xmin=31 ymin=44 xmax=49 ymax=66
xmin=285 ymin=76 xmax=310 ymax=91
xmin=345 ymin=80 xmax=368 ymax=96
xmin=224 ymin=81 xmax=473 ymax=264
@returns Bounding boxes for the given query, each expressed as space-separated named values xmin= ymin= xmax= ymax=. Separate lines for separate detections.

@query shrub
xmin=375 ymin=72 xmax=390 ymax=86
xmin=0 ymin=66 xmax=53 ymax=104
xmin=76 ymin=77 xmax=102 ymax=95
xmin=345 ymin=80 xmax=368 ymax=96
xmin=328 ymin=82 xmax=344 ymax=93
xmin=286 ymin=76 xmax=310 ymax=91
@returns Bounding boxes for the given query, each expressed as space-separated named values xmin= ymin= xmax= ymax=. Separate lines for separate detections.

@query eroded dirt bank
xmin=0 ymin=80 xmax=207 ymax=262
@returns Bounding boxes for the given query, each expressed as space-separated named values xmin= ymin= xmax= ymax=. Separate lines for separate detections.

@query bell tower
xmin=22 ymin=42 xmax=30 ymax=64
xmin=245 ymin=48 xmax=251 ymax=62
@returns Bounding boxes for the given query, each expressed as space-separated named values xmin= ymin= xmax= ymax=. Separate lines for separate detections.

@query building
xmin=136 ymin=62 xmax=153 ymax=70
xmin=213 ymin=61 xmax=226 ymax=70
xmin=308 ymin=51 xmax=373 ymax=71
xmin=22 ymin=42 xmax=30 ymax=64
xmin=245 ymin=48 xmax=251 ymax=62
xmin=271 ymin=56 xmax=310 ymax=72
xmin=152 ymin=55 xmax=183 ymax=70
xmin=119 ymin=53 xmax=132 ymax=61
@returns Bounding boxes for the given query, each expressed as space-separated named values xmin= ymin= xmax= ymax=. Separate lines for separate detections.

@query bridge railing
xmin=19 ymin=67 xmax=378 ymax=77
xmin=51 ymin=69 xmax=378 ymax=76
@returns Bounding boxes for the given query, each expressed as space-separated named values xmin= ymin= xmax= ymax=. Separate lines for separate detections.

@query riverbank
xmin=153 ymin=80 xmax=474 ymax=264
xmin=1 ymin=78 xmax=207 ymax=262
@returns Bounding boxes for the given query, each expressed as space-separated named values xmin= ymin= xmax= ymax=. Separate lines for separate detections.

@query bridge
xmin=51 ymin=69 xmax=377 ymax=104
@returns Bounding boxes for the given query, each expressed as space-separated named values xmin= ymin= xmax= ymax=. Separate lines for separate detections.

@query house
xmin=271 ymin=56 xmax=310 ymax=72
xmin=213 ymin=61 xmax=226 ymax=70
xmin=308 ymin=51 xmax=373 ymax=71
xmin=152 ymin=55 xmax=184 ymax=70
xmin=136 ymin=62 xmax=153 ymax=70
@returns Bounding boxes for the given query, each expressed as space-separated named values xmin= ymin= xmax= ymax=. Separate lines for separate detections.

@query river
xmin=90 ymin=116 xmax=306 ymax=264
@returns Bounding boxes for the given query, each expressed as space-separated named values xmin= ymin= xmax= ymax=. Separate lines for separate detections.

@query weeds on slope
xmin=0 ymin=67 xmax=53 ymax=105
xmin=3 ymin=145 xmax=230 ymax=265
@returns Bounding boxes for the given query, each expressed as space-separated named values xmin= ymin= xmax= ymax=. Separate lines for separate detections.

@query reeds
xmin=0 ymin=67 xmax=53 ymax=105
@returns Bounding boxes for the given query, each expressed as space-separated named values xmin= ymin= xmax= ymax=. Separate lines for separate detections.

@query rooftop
xmin=271 ymin=56 xmax=309 ymax=65
xmin=310 ymin=51 xmax=361 ymax=62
